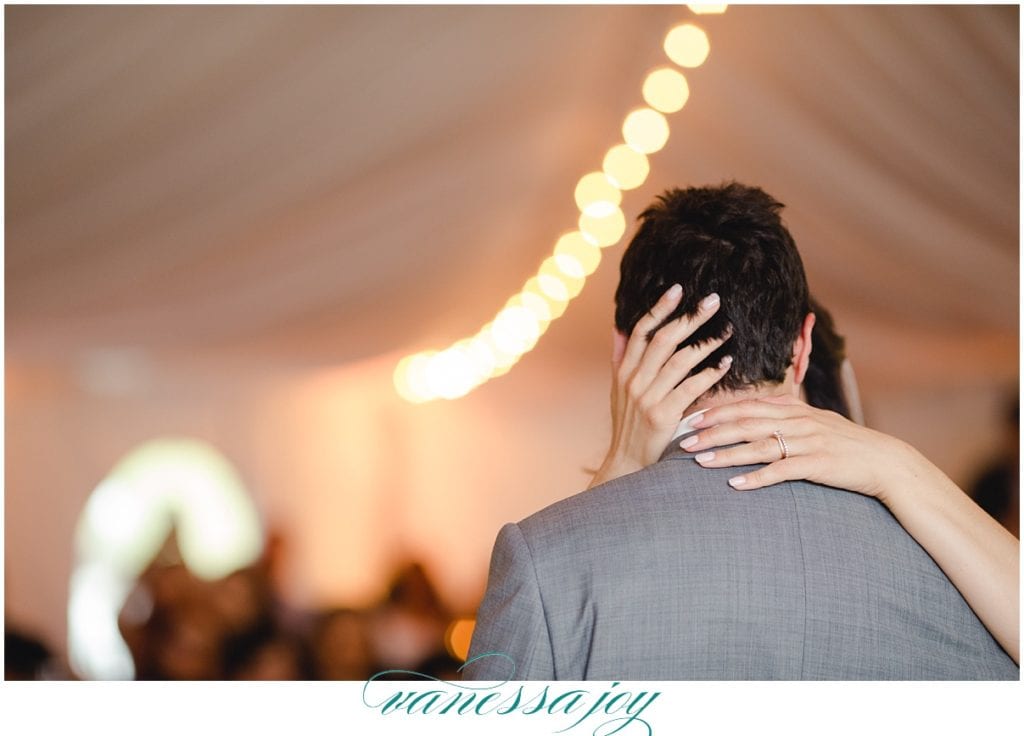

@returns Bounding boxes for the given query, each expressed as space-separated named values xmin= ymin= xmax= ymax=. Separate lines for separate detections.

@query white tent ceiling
xmin=6 ymin=4 xmax=1018 ymax=387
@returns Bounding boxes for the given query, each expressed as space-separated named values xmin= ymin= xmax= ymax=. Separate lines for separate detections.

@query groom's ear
xmin=792 ymin=312 xmax=816 ymax=386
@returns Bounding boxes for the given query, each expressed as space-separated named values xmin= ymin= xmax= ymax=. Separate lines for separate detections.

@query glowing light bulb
xmin=537 ymin=272 xmax=571 ymax=302
xmin=477 ymin=324 xmax=521 ymax=373
xmin=554 ymin=231 xmax=601 ymax=277
xmin=393 ymin=354 xmax=423 ymax=403
xmin=574 ymin=171 xmax=622 ymax=217
xmin=602 ymin=144 xmax=649 ymax=190
xmin=623 ymin=108 xmax=670 ymax=154
xmin=405 ymin=351 xmax=437 ymax=402
xmin=540 ymin=258 xmax=584 ymax=299
xmin=688 ymin=4 xmax=728 ymax=14
xmin=491 ymin=305 xmax=542 ymax=356
xmin=425 ymin=347 xmax=478 ymax=400
xmin=579 ymin=206 xmax=627 ymax=248
xmin=523 ymin=276 xmax=568 ymax=320
xmin=507 ymin=291 xmax=552 ymax=327
xmin=457 ymin=337 xmax=497 ymax=385
xmin=642 ymin=67 xmax=690 ymax=113
xmin=554 ymin=252 xmax=585 ymax=279
xmin=664 ymin=23 xmax=710 ymax=68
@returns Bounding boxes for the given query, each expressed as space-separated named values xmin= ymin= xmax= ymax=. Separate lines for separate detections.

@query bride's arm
xmin=686 ymin=396 xmax=1020 ymax=664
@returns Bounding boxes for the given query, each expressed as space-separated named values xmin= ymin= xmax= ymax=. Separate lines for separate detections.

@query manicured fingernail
xmin=680 ymin=434 xmax=699 ymax=449
xmin=701 ymin=292 xmax=720 ymax=309
xmin=728 ymin=475 xmax=747 ymax=489
xmin=666 ymin=283 xmax=682 ymax=300
xmin=719 ymin=355 xmax=733 ymax=370
xmin=695 ymin=451 xmax=715 ymax=463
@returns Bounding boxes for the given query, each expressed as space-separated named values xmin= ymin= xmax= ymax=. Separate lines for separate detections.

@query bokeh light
xmin=537 ymin=272 xmax=571 ymax=303
xmin=574 ymin=171 xmax=623 ymax=217
xmin=523 ymin=275 xmax=568 ymax=320
xmin=579 ymin=206 xmax=627 ymax=248
xmin=539 ymin=258 xmax=584 ymax=300
xmin=491 ymin=305 xmax=543 ymax=356
xmin=664 ymin=23 xmax=710 ymax=68
xmin=424 ymin=345 xmax=477 ymax=399
xmin=445 ymin=618 xmax=476 ymax=661
xmin=622 ymin=108 xmax=670 ymax=154
xmin=643 ymin=67 xmax=690 ymax=113
xmin=403 ymin=351 xmax=437 ymax=402
xmin=602 ymin=144 xmax=650 ymax=190
xmin=479 ymin=324 xmax=522 ymax=374
xmin=460 ymin=337 xmax=498 ymax=383
xmin=554 ymin=231 xmax=601 ymax=277
xmin=393 ymin=354 xmax=423 ymax=403
xmin=688 ymin=4 xmax=728 ymax=14
xmin=507 ymin=291 xmax=553 ymax=327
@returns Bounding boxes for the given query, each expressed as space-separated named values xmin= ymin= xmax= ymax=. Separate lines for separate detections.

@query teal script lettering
xmin=361 ymin=653 xmax=662 ymax=735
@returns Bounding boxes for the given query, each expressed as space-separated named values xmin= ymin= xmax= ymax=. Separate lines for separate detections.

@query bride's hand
xmin=590 ymin=284 xmax=733 ymax=488
xmin=683 ymin=394 xmax=904 ymax=502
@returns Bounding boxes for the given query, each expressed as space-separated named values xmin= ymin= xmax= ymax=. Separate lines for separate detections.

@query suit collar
xmin=659 ymin=435 xmax=697 ymax=463
xmin=659 ymin=410 xmax=707 ymax=463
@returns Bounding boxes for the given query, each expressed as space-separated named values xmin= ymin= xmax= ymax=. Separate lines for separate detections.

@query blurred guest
xmin=150 ymin=603 xmax=225 ymax=680
xmin=5 ymin=627 xmax=55 ymax=680
xmin=209 ymin=565 xmax=274 ymax=641
xmin=368 ymin=561 xmax=450 ymax=673
xmin=311 ymin=607 xmax=377 ymax=680
xmin=227 ymin=626 xmax=312 ymax=680
xmin=970 ymin=395 xmax=1019 ymax=538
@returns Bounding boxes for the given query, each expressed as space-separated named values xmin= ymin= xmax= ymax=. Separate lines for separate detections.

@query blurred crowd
xmin=7 ymin=533 xmax=465 ymax=681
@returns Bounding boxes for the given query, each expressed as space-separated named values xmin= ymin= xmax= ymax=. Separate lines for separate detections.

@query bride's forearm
xmin=879 ymin=438 xmax=1019 ymax=664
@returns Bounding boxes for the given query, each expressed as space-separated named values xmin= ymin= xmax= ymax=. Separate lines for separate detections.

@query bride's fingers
xmin=726 ymin=457 xmax=814 ymax=491
xmin=625 ymin=357 xmax=732 ymax=434
xmin=628 ymin=293 xmax=723 ymax=393
xmin=620 ymin=284 xmax=683 ymax=379
xmin=690 ymin=396 xmax=806 ymax=429
xmin=646 ymin=330 xmax=732 ymax=402
xmin=680 ymin=416 xmax=791 ymax=452
xmin=692 ymin=433 xmax=793 ymax=468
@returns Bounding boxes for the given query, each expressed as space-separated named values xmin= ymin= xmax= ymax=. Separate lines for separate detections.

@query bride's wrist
xmin=590 ymin=454 xmax=642 ymax=488
xmin=872 ymin=436 xmax=935 ymax=508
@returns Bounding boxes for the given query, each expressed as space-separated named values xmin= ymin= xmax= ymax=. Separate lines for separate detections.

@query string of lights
xmin=395 ymin=6 xmax=726 ymax=403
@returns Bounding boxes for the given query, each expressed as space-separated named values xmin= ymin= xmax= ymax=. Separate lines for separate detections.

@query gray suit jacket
xmin=465 ymin=440 xmax=1018 ymax=680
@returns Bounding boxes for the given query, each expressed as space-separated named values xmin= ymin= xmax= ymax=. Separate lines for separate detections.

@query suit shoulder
xmin=516 ymin=459 xmax=696 ymax=546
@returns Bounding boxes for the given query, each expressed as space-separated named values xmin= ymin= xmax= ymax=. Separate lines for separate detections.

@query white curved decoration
xmin=68 ymin=438 xmax=263 ymax=680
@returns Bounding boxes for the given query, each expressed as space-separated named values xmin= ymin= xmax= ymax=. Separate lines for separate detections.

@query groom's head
xmin=614 ymin=182 xmax=813 ymax=396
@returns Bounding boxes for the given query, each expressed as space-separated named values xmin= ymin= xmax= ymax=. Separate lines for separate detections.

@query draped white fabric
xmin=4 ymin=5 xmax=1018 ymax=658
